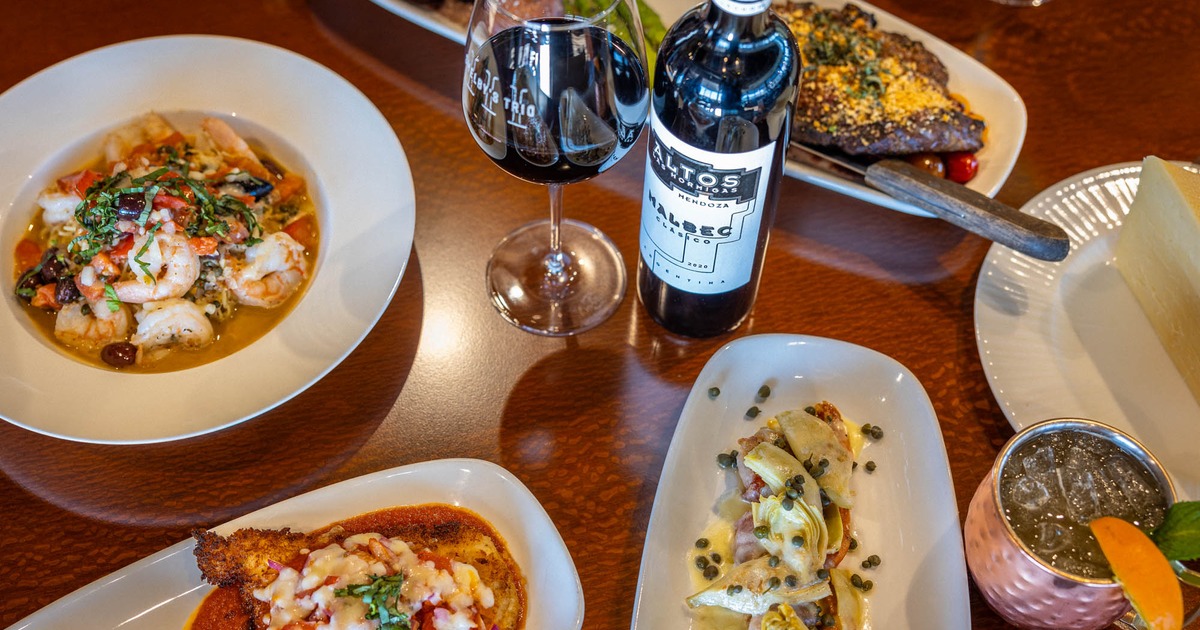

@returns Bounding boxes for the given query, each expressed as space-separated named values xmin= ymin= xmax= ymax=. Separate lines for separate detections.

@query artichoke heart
xmin=777 ymin=409 xmax=855 ymax=509
xmin=686 ymin=555 xmax=832 ymax=614
xmin=743 ymin=442 xmax=821 ymax=502
xmin=752 ymin=493 xmax=828 ymax=581
xmin=762 ymin=603 xmax=813 ymax=630
xmin=829 ymin=568 xmax=869 ymax=629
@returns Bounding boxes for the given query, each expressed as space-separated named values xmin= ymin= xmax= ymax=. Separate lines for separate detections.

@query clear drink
xmin=997 ymin=428 xmax=1170 ymax=579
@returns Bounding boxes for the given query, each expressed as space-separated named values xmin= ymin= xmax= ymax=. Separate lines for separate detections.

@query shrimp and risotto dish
xmin=11 ymin=113 xmax=319 ymax=371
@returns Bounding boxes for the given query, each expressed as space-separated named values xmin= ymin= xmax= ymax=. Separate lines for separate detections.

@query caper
xmin=785 ymin=574 xmax=797 ymax=587
xmin=816 ymin=568 xmax=829 ymax=580
xmin=781 ymin=498 xmax=794 ymax=511
xmin=753 ymin=525 xmax=769 ymax=539
xmin=708 ymin=386 xmax=721 ymax=399
xmin=717 ymin=452 xmax=736 ymax=469
xmin=767 ymin=576 xmax=781 ymax=590
xmin=862 ymin=579 xmax=874 ymax=591
xmin=768 ymin=555 xmax=780 ymax=567
xmin=848 ymin=538 xmax=858 ymax=550
xmin=868 ymin=554 xmax=881 ymax=567
xmin=861 ymin=559 xmax=871 ymax=569
xmin=791 ymin=535 xmax=805 ymax=548
xmin=710 ymin=552 xmax=722 ymax=564
xmin=804 ymin=405 xmax=816 ymax=415
xmin=851 ymin=573 xmax=863 ymax=588
xmin=871 ymin=426 xmax=884 ymax=439
xmin=865 ymin=461 xmax=877 ymax=473
xmin=703 ymin=565 xmax=719 ymax=580
xmin=695 ymin=538 xmax=710 ymax=549
xmin=695 ymin=556 xmax=710 ymax=569
xmin=745 ymin=406 xmax=761 ymax=419
xmin=786 ymin=488 xmax=799 ymax=500
xmin=756 ymin=384 xmax=771 ymax=400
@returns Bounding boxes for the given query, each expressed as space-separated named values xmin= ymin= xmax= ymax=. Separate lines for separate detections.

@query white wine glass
xmin=462 ymin=0 xmax=650 ymax=335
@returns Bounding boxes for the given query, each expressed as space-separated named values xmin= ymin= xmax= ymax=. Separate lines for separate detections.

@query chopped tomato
xmin=110 ymin=234 xmax=135 ymax=262
xmin=90 ymin=251 xmax=121 ymax=277
xmin=273 ymin=173 xmax=306 ymax=202
xmin=30 ymin=283 xmax=60 ymax=311
xmin=153 ymin=190 xmax=189 ymax=210
xmin=14 ymin=238 xmax=42 ymax=274
xmin=59 ymin=169 xmax=103 ymax=198
xmin=282 ymin=214 xmax=317 ymax=251
xmin=945 ymin=151 xmax=979 ymax=184
xmin=417 ymin=550 xmax=453 ymax=572
xmin=189 ymin=236 xmax=219 ymax=256
xmin=75 ymin=275 xmax=104 ymax=303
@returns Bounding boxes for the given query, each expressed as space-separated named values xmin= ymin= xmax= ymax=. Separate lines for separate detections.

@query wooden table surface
xmin=2 ymin=0 xmax=1197 ymax=628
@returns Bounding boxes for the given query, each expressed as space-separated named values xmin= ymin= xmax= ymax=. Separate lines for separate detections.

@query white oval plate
xmin=6 ymin=459 xmax=583 ymax=630
xmin=630 ymin=334 xmax=969 ymax=629
xmin=365 ymin=0 xmax=1023 ymax=217
xmin=974 ymin=162 xmax=1200 ymax=501
xmin=0 ymin=35 xmax=415 ymax=444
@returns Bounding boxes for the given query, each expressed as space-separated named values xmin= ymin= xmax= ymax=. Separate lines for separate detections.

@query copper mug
xmin=963 ymin=418 xmax=1177 ymax=630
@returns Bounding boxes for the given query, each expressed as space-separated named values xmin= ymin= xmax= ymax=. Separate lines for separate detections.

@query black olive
xmin=55 ymin=276 xmax=81 ymax=304
xmin=38 ymin=248 xmax=65 ymax=283
xmin=115 ymin=192 xmax=147 ymax=220
xmin=101 ymin=342 xmax=138 ymax=367
xmin=226 ymin=172 xmax=274 ymax=200
xmin=16 ymin=270 xmax=40 ymax=301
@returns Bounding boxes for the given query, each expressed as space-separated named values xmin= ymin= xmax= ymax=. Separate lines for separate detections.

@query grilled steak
xmin=779 ymin=2 xmax=985 ymax=155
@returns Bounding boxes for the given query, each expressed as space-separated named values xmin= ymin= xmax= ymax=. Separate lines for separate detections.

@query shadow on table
xmin=0 ymin=250 xmax=426 ymax=528
xmin=496 ymin=343 xmax=685 ymax=621
xmin=309 ymin=0 xmax=466 ymax=102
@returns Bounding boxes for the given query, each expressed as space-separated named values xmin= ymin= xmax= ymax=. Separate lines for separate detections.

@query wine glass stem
xmin=544 ymin=183 xmax=570 ymax=287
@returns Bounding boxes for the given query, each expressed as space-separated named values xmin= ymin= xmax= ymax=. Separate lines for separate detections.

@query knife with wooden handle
xmin=790 ymin=143 xmax=1071 ymax=262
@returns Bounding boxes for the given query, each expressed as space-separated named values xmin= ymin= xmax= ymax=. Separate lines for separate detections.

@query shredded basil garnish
xmin=103 ymin=283 xmax=120 ymax=313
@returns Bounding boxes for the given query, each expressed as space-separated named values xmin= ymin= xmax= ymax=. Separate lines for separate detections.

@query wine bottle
xmin=635 ymin=0 xmax=799 ymax=337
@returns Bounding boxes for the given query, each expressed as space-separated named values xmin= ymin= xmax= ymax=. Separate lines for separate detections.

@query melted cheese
xmin=254 ymin=532 xmax=495 ymax=630
xmin=1116 ymin=156 xmax=1200 ymax=403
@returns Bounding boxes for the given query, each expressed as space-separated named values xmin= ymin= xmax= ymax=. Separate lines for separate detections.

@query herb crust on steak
xmin=779 ymin=2 xmax=985 ymax=156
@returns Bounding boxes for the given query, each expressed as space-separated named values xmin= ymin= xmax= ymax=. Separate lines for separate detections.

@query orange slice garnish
xmin=1090 ymin=516 xmax=1183 ymax=630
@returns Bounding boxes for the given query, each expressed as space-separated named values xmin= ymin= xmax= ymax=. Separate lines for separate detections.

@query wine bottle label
xmin=639 ymin=109 xmax=775 ymax=295
xmin=712 ymin=0 xmax=772 ymax=16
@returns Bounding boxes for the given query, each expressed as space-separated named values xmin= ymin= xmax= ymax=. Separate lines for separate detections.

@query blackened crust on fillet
xmin=781 ymin=1 xmax=986 ymax=156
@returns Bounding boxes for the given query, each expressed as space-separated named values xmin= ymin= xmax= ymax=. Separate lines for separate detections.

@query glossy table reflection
xmin=1 ymin=1 xmax=1198 ymax=628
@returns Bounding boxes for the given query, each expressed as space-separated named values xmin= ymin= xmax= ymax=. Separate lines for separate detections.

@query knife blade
xmin=788 ymin=142 xmax=1071 ymax=262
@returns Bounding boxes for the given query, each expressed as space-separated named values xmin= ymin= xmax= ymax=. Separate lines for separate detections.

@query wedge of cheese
xmin=1116 ymin=156 xmax=1200 ymax=403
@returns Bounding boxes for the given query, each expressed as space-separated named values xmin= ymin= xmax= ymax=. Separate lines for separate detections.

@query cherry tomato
xmin=905 ymin=152 xmax=945 ymax=178
xmin=945 ymin=151 xmax=979 ymax=184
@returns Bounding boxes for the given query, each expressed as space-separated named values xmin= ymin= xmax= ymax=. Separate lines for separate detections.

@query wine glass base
xmin=486 ymin=218 xmax=626 ymax=336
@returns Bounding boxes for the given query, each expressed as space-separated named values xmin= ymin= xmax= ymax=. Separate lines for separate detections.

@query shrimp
xmin=131 ymin=298 xmax=214 ymax=363
xmin=111 ymin=229 xmax=200 ymax=303
xmin=54 ymin=301 xmax=131 ymax=351
xmin=103 ymin=112 xmax=178 ymax=166
xmin=36 ymin=189 xmax=82 ymax=225
xmin=201 ymin=117 xmax=271 ymax=180
xmin=223 ymin=232 xmax=307 ymax=308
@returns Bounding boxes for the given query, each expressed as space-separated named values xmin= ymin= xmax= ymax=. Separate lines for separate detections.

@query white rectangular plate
xmin=8 ymin=459 xmax=583 ymax=630
xmin=630 ymin=334 xmax=969 ymax=629
xmin=367 ymin=0 xmax=1024 ymax=217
